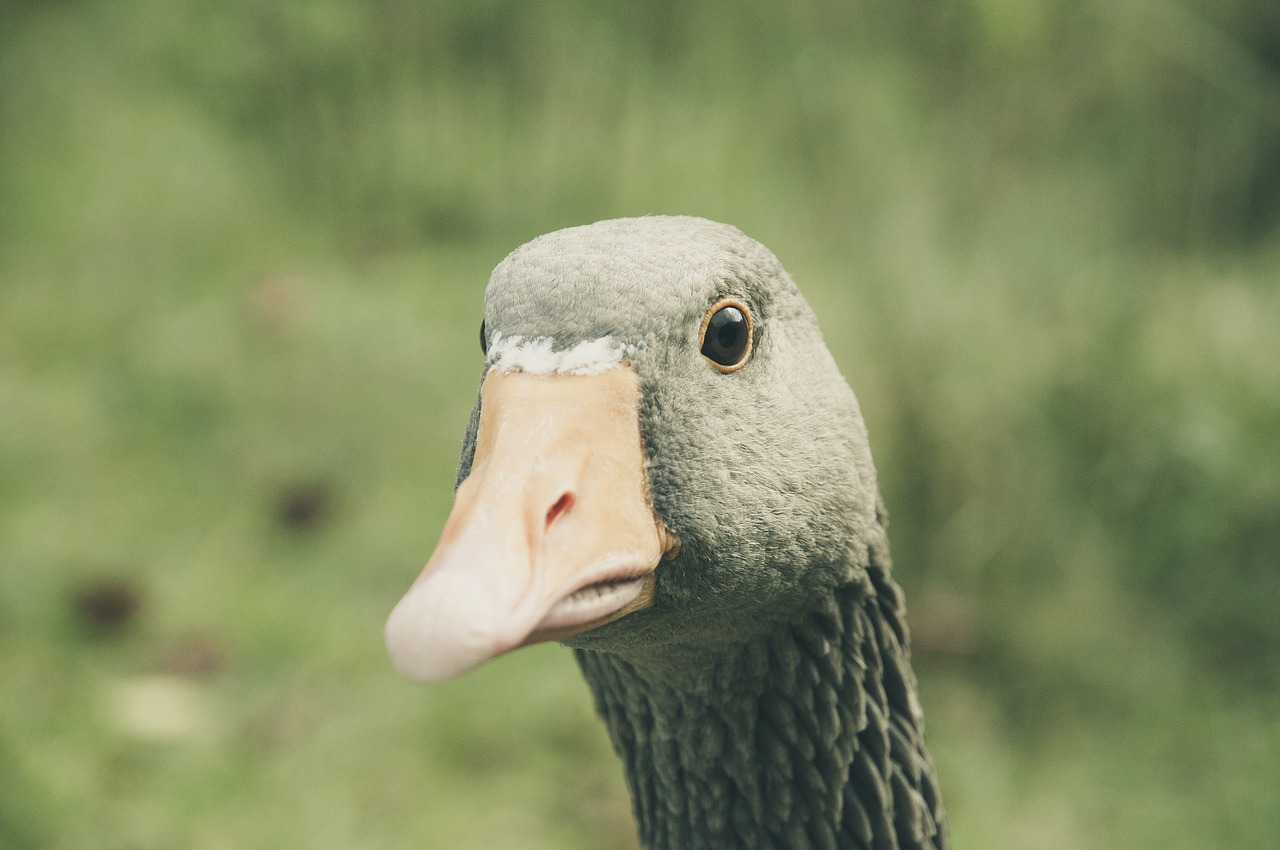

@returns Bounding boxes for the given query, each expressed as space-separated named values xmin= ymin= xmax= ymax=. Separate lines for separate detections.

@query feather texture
xmin=577 ymin=527 xmax=947 ymax=850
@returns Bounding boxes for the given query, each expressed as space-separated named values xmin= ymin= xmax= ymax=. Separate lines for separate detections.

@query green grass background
xmin=2 ymin=1 xmax=1279 ymax=847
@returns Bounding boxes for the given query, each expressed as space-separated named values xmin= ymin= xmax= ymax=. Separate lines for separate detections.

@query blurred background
xmin=2 ymin=0 xmax=1278 ymax=847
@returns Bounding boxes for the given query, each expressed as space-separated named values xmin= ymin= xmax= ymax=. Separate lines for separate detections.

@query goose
xmin=384 ymin=216 xmax=948 ymax=850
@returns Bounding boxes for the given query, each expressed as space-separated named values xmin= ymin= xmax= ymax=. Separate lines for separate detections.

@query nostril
xmin=545 ymin=492 xmax=574 ymax=529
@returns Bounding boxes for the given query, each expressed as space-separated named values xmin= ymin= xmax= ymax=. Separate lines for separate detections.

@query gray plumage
xmin=458 ymin=216 xmax=947 ymax=850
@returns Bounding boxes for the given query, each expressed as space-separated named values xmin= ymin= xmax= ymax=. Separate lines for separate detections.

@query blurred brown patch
xmin=70 ymin=578 xmax=142 ymax=637
xmin=159 ymin=632 xmax=229 ymax=678
xmin=249 ymin=274 xmax=308 ymax=338
xmin=276 ymin=481 xmax=334 ymax=531
xmin=909 ymin=591 xmax=979 ymax=661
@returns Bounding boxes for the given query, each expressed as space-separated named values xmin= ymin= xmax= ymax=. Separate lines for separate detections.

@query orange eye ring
xmin=698 ymin=298 xmax=753 ymax=372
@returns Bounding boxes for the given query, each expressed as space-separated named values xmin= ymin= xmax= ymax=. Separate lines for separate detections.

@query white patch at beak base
xmin=486 ymin=334 xmax=633 ymax=376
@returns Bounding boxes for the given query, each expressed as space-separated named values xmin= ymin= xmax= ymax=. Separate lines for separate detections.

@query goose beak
xmin=384 ymin=365 xmax=678 ymax=683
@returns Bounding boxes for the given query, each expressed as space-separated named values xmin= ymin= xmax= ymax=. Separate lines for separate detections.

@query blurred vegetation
xmin=2 ymin=0 xmax=1278 ymax=848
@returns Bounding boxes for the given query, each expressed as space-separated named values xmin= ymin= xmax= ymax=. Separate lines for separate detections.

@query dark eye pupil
xmin=702 ymin=305 xmax=749 ymax=367
xmin=479 ymin=320 xmax=488 ymax=355
xmin=717 ymin=321 xmax=740 ymax=349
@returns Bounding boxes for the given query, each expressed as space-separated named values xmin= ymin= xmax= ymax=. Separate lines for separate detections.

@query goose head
xmin=385 ymin=216 xmax=883 ymax=680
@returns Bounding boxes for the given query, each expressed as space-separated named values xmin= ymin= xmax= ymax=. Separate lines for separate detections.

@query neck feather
xmin=575 ymin=553 xmax=947 ymax=850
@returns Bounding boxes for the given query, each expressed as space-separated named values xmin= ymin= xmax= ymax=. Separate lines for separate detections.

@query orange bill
xmin=384 ymin=365 xmax=678 ymax=683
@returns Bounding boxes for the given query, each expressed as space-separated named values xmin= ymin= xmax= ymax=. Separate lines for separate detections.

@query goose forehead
xmin=484 ymin=254 xmax=709 ymax=333
xmin=484 ymin=219 xmax=786 ymax=327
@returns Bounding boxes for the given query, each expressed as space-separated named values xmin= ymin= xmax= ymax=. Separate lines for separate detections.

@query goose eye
xmin=480 ymin=320 xmax=488 ymax=355
xmin=699 ymin=300 xmax=753 ymax=372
